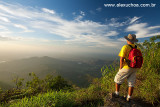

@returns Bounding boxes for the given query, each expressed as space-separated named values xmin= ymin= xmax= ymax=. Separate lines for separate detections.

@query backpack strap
xmin=128 ymin=44 xmax=133 ymax=48
xmin=135 ymin=45 xmax=137 ymax=48
xmin=128 ymin=44 xmax=137 ymax=49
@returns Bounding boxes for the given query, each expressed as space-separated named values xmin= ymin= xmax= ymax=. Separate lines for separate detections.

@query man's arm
xmin=120 ymin=57 xmax=124 ymax=69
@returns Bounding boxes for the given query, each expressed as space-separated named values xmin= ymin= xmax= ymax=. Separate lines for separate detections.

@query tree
xmin=26 ymin=72 xmax=44 ymax=92
xmin=12 ymin=76 xmax=24 ymax=89
xmin=45 ymin=75 xmax=73 ymax=91
xmin=136 ymin=35 xmax=160 ymax=73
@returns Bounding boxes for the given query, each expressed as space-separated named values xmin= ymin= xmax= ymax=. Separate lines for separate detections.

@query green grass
xmin=6 ymin=88 xmax=104 ymax=107
xmin=8 ymin=91 xmax=75 ymax=107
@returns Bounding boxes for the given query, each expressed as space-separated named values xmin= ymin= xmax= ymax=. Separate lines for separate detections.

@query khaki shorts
xmin=114 ymin=68 xmax=137 ymax=87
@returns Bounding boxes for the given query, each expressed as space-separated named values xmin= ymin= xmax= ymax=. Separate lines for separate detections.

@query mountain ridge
xmin=0 ymin=56 xmax=113 ymax=90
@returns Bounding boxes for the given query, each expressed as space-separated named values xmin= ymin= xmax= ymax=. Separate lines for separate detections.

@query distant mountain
xmin=0 ymin=56 xmax=113 ymax=90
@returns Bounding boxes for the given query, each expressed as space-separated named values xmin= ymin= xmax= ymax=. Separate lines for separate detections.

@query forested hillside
xmin=0 ymin=35 xmax=159 ymax=107
xmin=0 ymin=56 xmax=113 ymax=89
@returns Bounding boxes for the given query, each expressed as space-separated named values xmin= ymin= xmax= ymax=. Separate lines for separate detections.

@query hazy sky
xmin=0 ymin=0 xmax=160 ymax=60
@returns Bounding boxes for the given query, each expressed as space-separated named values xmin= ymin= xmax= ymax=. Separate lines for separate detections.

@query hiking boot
xmin=111 ymin=93 xmax=119 ymax=98
xmin=126 ymin=97 xmax=131 ymax=102
xmin=122 ymin=95 xmax=127 ymax=100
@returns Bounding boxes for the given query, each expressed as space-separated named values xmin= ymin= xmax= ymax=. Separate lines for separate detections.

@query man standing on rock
xmin=113 ymin=34 xmax=143 ymax=102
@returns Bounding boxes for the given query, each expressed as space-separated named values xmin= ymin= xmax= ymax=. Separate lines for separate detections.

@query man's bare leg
xmin=111 ymin=83 xmax=120 ymax=98
xmin=128 ymin=87 xmax=134 ymax=96
xmin=127 ymin=87 xmax=134 ymax=101
xmin=115 ymin=83 xmax=120 ymax=95
xmin=115 ymin=83 xmax=120 ymax=92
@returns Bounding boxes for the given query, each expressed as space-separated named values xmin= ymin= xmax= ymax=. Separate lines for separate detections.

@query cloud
xmin=126 ymin=23 xmax=160 ymax=38
xmin=89 ymin=10 xmax=95 ymax=15
xmin=0 ymin=3 xmax=32 ymax=18
xmin=72 ymin=12 xmax=76 ymax=15
xmin=104 ymin=31 xmax=119 ymax=36
xmin=117 ymin=37 xmax=126 ymax=42
xmin=0 ymin=35 xmax=13 ymax=41
xmin=14 ymin=24 xmax=34 ymax=32
xmin=0 ymin=25 xmax=12 ymax=36
xmin=74 ymin=11 xmax=85 ymax=21
xmin=74 ymin=15 xmax=84 ymax=21
xmin=108 ymin=18 xmax=128 ymax=27
xmin=0 ymin=1 xmax=121 ymax=48
xmin=108 ymin=17 xmax=141 ymax=27
xmin=89 ymin=7 xmax=102 ymax=16
xmin=0 ymin=4 xmax=14 ymax=15
xmin=0 ymin=16 xmax=10 ymax=22
xmin=96 ymin=7 xmax=102 ymax=12
xmin=148 ymin=26 xmax=160 ymax=30
xmin=30 ymin=19 xmax=119 ymax=47
xmin=42 ymin=8 xmax=55 ymax=14
xmin=80 ymin=11 xmax=85 ymax=16
xmin=0 ymin=1 xmax=159 ymax=50
xmin=0 ymin=25 xmax=8 ymax=30
xmin=129 ymin=16 xmax=140 ymax=24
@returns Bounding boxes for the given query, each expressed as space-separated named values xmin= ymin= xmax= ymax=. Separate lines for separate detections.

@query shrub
xmin=45 ymin=75 xmax=73 ymax=91
xmin=9 ymin=91 xmax=76 ymax=107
